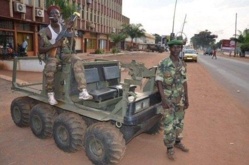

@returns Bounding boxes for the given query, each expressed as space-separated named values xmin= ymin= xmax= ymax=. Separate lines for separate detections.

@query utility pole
xmin=234 ymin=13 xmax=237 ymax=57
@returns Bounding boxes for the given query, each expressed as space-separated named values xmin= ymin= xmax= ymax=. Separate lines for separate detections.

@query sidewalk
xmin=217 ymin=51 xmax=249 ymax=62
xmin=0 ymin=51 xmax=158 ymax=83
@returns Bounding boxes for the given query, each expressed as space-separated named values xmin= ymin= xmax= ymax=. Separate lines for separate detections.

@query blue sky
xmin=122 ymin=0 xmax=249 ymax=42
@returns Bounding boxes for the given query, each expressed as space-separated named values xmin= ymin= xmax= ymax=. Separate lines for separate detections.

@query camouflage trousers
xmin=162 ymin=105 xmax=185 ymax=148
xmin=43 ymin=54 xmax=86 ymax=92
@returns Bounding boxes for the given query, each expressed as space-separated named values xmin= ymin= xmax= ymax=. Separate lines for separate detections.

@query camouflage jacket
xmin=155 ymin=57 xmax=187 ymax=104
xmin=38 ymin=27 xmax=73 ymax=61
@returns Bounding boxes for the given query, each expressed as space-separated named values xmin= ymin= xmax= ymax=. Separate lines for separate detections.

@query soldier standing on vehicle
xmin=156 ymin=39 xmax=189 ymax=160
xmin=38 ymin=5 xmax=92 ymax=105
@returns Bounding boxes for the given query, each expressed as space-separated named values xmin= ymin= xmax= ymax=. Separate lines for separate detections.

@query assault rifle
xmin=49 ymin=12 xmax=80 ymax=57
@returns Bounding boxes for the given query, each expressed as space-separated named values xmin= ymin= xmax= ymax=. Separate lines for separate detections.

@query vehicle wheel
xmin=10 ymin=96 xmax=35 ymax=127
xmin=30 ymin=103 xmax=57 ymax=139
xmin=84 ymin=122 xmax=126 ymax=165
xmin=53 ymin=112 xmax=87 ymax=152
xmin=145 ymin=118 xmax=163 ymax=135
xmin=82 ymin=116 xmax=98 ymax=127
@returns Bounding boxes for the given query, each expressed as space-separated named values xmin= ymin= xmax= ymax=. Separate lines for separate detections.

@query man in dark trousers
xmin=156 ymin=39 xmax=189 ymax=160
xmin=212 ymin=48 xmax=217 ymax=59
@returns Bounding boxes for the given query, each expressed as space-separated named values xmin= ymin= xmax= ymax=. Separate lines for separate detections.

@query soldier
xmin=38 ymin=5 xmax=92 ymax=105
xmin=156 ymin=39 xmax=189 ymax=160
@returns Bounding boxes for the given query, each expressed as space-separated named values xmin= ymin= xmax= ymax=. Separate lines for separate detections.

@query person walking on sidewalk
xmin=21 ymin=40 xmax=28 ymax=53
xmin=156 ymin=39 xmax=189 ymax=160
xmin=38 ymin=5 xmax=92 ymax=105
xmin=212 ymin=48 xmax=217 ymax=59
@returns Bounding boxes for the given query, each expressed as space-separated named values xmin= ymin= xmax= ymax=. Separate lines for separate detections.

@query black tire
xmin=10 ymin=96 xmax=35 ymax=127
xmin=82 ymin=116 xmax=98 ymax=127
xmin=53 ymin=112 xmax=87 ymax=153
xmin=146 ymin=119 xmax=163 ymax=135
xmin=30 ymin=104 xmax=57 ymax=139
xmin=84 ymin=122 xmax=126 ymax=165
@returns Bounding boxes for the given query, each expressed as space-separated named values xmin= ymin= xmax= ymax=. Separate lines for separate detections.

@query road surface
xmin=199 ymin=54 xmax=249 ymax=110
xmin=0 ymin=52 xmax=249 ymax=165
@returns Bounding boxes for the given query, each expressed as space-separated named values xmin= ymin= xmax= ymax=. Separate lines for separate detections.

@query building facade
xmin=0 ymin=0 xmax=128 ymax=56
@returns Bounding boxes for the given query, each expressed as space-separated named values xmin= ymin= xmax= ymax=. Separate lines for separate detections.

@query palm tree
xmin=121 ymin=23 xmax=146 ymax=48
xmin=109 ymin=32 xmax=126 ymax=53
xmin=231 ymin=29 xmax=249 ymax=56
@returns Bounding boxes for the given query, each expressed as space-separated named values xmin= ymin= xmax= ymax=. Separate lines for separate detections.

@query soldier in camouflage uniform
xmin=38 ymin=5 xmax=92 ymax=105
xmin=156 ymin=39 xmax=189 ymax=160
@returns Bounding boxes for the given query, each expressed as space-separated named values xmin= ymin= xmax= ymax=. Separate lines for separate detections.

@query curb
xmin=0 ymin=74 xmax=29 ymax=85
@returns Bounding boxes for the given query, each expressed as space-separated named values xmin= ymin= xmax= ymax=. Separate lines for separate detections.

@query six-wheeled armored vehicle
xmin=10 ymin=56 xmax=163 ymax=165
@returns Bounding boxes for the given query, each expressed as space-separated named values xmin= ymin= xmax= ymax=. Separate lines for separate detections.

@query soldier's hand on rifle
xmin=66 ymin=20 xmax=74 ymax=30
xmin=53 ymin=39 xmax=64 ymax=48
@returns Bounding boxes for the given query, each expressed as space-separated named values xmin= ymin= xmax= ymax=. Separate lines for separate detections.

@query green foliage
xmin=111 ymin=48 xmax=120 ymax=54
xmin=236 ymin=29 xmax=249 ymax=44
xmin=153 ymin=34 xmax=161 ymax=44
xmin=95 ymin=49 xmax=104 ymax=54
xmin=230 ymin=29 xmax=249 ymax=56
xmin=214 ymin=40 xmax=222 ymax=49
xmin=46 ymin=0 xmax=77 ymax=19
xmin=121 ymin=23 xmax=146 ymax=45
xmin=240 ymin=43 xmax=249 ymax=53
xmin=109 ymin=33 xmax=126 ymax=47
xmin=191 ymin=30 xmax=217 ymax=49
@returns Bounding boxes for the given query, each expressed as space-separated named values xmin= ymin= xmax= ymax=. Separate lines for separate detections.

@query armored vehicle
xmin=10 ymin=57 xmax=163 ymax=164
xmin=147 ymin=44 xmax=165 ymax=53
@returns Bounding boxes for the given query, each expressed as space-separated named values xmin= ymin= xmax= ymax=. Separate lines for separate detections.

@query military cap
xmin=168 ymin=39 xmax=183 ymax=46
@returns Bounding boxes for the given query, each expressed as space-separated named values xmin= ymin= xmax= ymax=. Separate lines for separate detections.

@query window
xmin=16 ymin=23 xmax=32 ymax=31
xmin=87 ymin=39 xmax=96 ymax=49
xmin=35 ymin=0 xmax=41 ymax=7
xmin=99 ymin=39 xmax=106 ymax=49
xmin=81 ymin=5 xmax=85 ymax=19
xmin=0 ymin=31 xmax=14 ymax=49
xmin=0 ymin=20 xmax=14 ymax=29
xmin=24 ymin=0 xmax=32 ymax=5
xmin=90 ymin=10 xmax=93 ymax=22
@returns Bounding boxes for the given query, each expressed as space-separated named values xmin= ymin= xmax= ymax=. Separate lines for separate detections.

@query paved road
xmin=1 ymin=52 xmax=249 ymax=165
xmin=198 ymin=54 xmax=249 ymax=109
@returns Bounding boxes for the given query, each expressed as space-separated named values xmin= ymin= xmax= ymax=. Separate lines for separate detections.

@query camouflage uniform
xmin=39 ymin=28 xmax=86 ymax=92
xmin=155 ymin=57 xmax=187 ymax=148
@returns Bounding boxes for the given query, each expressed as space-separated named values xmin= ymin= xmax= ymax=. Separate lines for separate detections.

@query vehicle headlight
xmin=135 ymin=98 xmax=150 ymax=113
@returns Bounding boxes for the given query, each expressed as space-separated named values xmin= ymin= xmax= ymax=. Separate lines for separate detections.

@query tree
xmin=239 ymin=29 xmax=249 ymax=56
xmin=191 ymin=30 xmax=217 ymax=49
xmin=121 ymin=23 xmax=146 ymax=47
xmin=153 ymin=34 xmax=161 ymax=44
xmin=214 ymin=40 xmax=222 ymax=49
xmin=109 ymin=32 xmax=126 ymax=53
xmin=231 ymin=29 xmax=249 ymax=43
xmin=231 ymin=29 xmax=249 ymax=56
